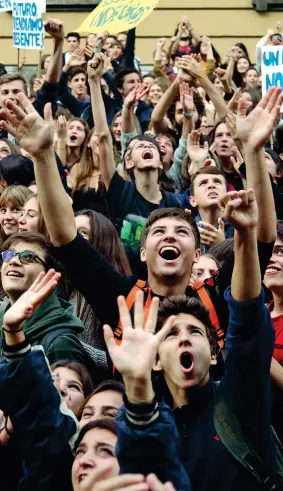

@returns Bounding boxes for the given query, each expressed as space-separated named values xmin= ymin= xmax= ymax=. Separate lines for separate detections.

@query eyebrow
xmin=68 ymin=379 xmax=83 ymax=388
xmin=173 ymin=322 xmax=205 ymax=332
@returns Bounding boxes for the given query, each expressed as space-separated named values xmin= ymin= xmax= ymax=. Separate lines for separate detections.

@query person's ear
xmin=193 ymin=248 xmax=200 ymax=265
xmin=140 ymin=247 xmax=147 ymax=263
xmin=117 ymin=87 xmax=123 ymax=96
xmin=189 ymin=195 xmax=198 ymax=208
xmin=210 ymin=353 xmax=217 ymax=367
xmin=126 ymin=159 xmax=134 ymax=170
xmin=153 ymin=358 xmax=163 ymax=372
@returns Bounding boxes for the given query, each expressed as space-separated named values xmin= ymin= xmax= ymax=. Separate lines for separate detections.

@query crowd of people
xmin=1 ymin=12 xmax=283 ymax=491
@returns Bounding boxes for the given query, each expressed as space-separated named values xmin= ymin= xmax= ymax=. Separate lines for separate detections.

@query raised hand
xmin=187 ymin=130 xmax=209 ymax=165
xmin=156 ymin=37 xmax=166 ymax=49
xmin=44 ymin=18 xmax=64 ymax=41
xmin=218 ymin=189 xmax=258 ymax=230
xmin=236 ymin=87 xmax=283 ymax=151
xmin=179 ymin=82 xmax=195 ymax=114
xmin=198 ymin=219 xmax=225 ymax=247
xmin=0 ymin=94 xmax=54 ymax=158
xmin=87 ymin=52 xmax=105 ymax=81
xmin=55 ymin=114 xmax=67 ymax=140
xmin=178 ymin=54 xmax=204 ymax=79
xmin=3 ymin=270 xmax=61 ymax=331
xmin=124 ymin=84 xmax=149 ymax=109
xmin=103 ymin=291 xmax=175 ymax=381
xmin=214 ymin=67 xmax=227 ymax=82
xmin=65 ymin=48 xmax=86 ymax=69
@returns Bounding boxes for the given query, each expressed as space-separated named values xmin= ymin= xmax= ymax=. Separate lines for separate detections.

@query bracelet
xmin=2 ymin=326 xmax=24 ymax=333
xmin=183 ymin=112 xmax=194 ymax=119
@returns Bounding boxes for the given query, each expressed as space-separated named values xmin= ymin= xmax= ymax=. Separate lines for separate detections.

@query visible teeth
xmin=160 ymin=246 xmax=179 ymax=254
xmin=266 ymin=268 xmax=279 ymax=273
xmin=7 ymin=272 xmax=22 ymax=277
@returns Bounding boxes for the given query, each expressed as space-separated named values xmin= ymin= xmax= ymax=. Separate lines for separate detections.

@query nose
xmin=59 ymin=381 xmax=69 ymax=399
xmin=18 ymin=215 xmax=26 ymax=225
xmin=78 ymin=451 xmax=95 ymax=469
xmin=179 ymin=334 xmax=191 ymax=348
xmin=8 ymin=255 xmax=21 ymax=266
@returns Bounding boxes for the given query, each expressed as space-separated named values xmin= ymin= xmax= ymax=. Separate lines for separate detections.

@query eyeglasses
xmin=1 ymin=249 xmax=48 ymax=268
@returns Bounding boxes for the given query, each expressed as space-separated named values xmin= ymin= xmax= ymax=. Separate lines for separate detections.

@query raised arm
xmin=88 ymin=53 xmax=115 ymax=189
xmin=236 ymin=87 xmax=282 ymax=243
xmin=220 ymin=189 xmax=260 ymax=301
xmin=44 ymin=19 xmax=64 ymax=83
xmin=0 ymin=95 xmax=77 ymax=246
xmin=122 ymin=84 xmax=148 ymax=134
xmin=178 ymin=55 xmax=229 ymax=121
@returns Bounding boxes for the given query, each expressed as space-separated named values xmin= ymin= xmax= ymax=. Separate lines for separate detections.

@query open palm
xmin=3 ymin=270 xmax=60 ymax=330
xmin=104 ymin=292 xmax=175 ymax=379
xmin=236 ymin=87 xmax=283 ymax=151
xmin=0 ymin=94 xmax=54 ymax=157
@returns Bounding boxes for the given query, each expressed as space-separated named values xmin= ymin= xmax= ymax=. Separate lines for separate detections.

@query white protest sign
xmin=0 ymin=0 xmax=12 ymax=12
xmin=261 ymin=45 xmax=283 ymax=96
xmin=12 ymin=0 xmax=45 ymax=50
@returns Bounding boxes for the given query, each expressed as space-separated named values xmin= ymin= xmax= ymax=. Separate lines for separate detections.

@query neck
xmin=165 ymin=372 xmax=210 ymax=408
xmin=72 ymin=90 xmax=85 ymax=101
xmin=271 ymin=290 xmax=283 ymax=317
xmin=147 ymin=271 xmax=190 ymax=297
xmin=67 ymin=146 xmax=81 ymax=166
xmin=198 ymin=206 xmax=221 ymax=227
xmin=134 ymin=170 xmax=161 ymax=203
xmin=219 ymin=156 xmax=234 ymax=173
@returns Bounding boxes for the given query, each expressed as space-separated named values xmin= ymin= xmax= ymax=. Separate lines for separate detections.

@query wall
xmin=0 ymin=0 xmax=282 ymax=66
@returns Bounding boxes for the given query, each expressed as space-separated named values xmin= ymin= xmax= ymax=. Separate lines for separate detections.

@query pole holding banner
xmin=76 ymin=0 xmax=160 ymax=35
xmin=17 ymin=47 xmax=20 ymax=71
xmin=37 ymin=50 xmax=42 ymax=78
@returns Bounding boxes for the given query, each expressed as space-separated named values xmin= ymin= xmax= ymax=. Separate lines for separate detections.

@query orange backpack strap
xmin=193 ymin=282 xmax=224 ymax=349
xmin=114 ymin=280 xmax=148 ymax=345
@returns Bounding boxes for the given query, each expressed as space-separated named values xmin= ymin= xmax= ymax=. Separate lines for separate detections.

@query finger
xmin=44 ymin=103 xmax=53 ymax=122
xmin=218 ymin=218 xmax=225 ymax=231
xmin=145 ymin=296 xmax=159 ymax=333
xmin=156 ymin=315 xmax=176 ymax=345
xmin=146 ymin=474 xmax=163 ymax=491
xmin=33 ymin=276 xmax=60 ymax=305
xmin=32 ymin=269 xmax=59 ymax=293
xmin=237 ymin=98 xmax=248 ymax=119
xmin=266 ymin=87 xmax=281 ymax=112
xmin=258 ymin=86 xmax=276 ymax=110
xmin=134 ymin=290 xmax=144 ymax=330
xmin=118 ymin=295 xmax=133 ymax=330
xmin=0 ymin=108 xmax=20 ymax=127
xmin=237 ymin=189 xmax=249 ymax=207
xmin=164 ymin=482 xmax=176 ymax=491
xmin=16 ymin=92 xmax=36 ymax=114
xmin=103 ymin=325 xmax=117 ymax=356
xmin=28 ymin=271 xmax=46 ymax=292
xmin=198 ymin=229 xmax=215 ymax=239
xmin=97 ymin=474 xmax=145 ymax=491
xmin=198 ymin=221 xmax=215 ymax=231
xmin=0 ymin=120 xmax=17 ymax=137
xmin=2 ymin=100 xmax=26 ymax=122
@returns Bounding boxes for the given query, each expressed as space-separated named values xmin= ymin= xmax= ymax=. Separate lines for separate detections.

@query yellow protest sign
xmin=76 ymin=0 xmax=160 ymax=35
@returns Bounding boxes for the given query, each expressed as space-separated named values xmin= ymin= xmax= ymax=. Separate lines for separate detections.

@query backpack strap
xmin=114 ymin=181 xmax=135 ymax=232
xmin=193 ymin=281 xmax=224 ymax=350
xmin=213 ymin=382 xmax=281 ymax=490
xmin=41 ymin=328 xmax=76 ymax=354
xmin=114 ymin=280 xmax=149 ymax=345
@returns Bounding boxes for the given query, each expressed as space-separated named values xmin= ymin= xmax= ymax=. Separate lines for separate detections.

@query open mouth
xmin=266 ymin=266 xmax=280 ymax=274
xmin=160 ymin=148 xmax=166 ymax=157
xmin=207 ymin=192 xmax=218 ymax=198
xmin=70 ymin=135 xmax=78 ymax=142
xmin=180 ymin=352 xmax=193 ymax=373
xmin=142 ymin=150 xmax=153 ymax=160
xmin=159 ymin=246 xmax=180 ymax=261
xmin=78 ymin=474 xmax=88 ymax=483
xmin=6 ymin=271 xmax=24 ymax=278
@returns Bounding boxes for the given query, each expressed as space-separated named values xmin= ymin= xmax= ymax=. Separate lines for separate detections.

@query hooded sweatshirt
xmin=0 ymin=293 xmax=89 ymax=367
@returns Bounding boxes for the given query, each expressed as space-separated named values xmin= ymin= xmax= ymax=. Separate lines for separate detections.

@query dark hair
xmin=74 ymin=210 xmax=131 ymax=275
xmin=277 ymin=220 xmax=283 ymax=241
xmin=235 ymin=43 xmax=251 ymax=63
xmin=209 ymin=238 xmax=234 ymax=265
xmin=240 ymin=87 xmax=262 ymax=108
xmin=114 ymin=68 xmax=141 ymax=90
xmin=0 ymin=72 xmax=28 ymax=96
xmin=79 ymin=380 xmax=124 ymax=418
xmin=68 ymin=67 xmax=86 ymax=82
xmin=270 ymin=33 xmax=283 ymax=42
xmin=190 ymin=166 xmax=226 ymax=196
xmin=2 ymin=231 xmax=60 ymax=272
xmin=74 ymin=419 xmax=117 ymax=454
xmin=156 ymin=295 xmax=218 ymax=355
xmin=274 ymin=126 xmax=283 ymax=155
xmin=0 ymin=155 xmax=35 ymax=187
xmin=141 ymin=207 xmax=200 ymax=249
xmin=51 ymin=359 xmax=94 ymax=397
xmin=244 ymin=66 xmax=259 ymax=77
xmin=67 ymin=32 xmax=80 ymax=41
xmin=40 ymin=54 xmax=51 ymax=70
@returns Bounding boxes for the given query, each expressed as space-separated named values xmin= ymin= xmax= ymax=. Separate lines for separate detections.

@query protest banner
xmin=76 ymin=0 xmax=160 ymax=35
xmin=261 ymin=45 xmax=283 ymax=95
xmin=12 ymin=0 xmax=45 ymax=50
xmin=0 ymin=0 xmax=12 ymax=12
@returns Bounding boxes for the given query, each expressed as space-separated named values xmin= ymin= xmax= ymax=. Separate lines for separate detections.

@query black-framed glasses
xmin=1 ymin=249 xmax=48 ymax=268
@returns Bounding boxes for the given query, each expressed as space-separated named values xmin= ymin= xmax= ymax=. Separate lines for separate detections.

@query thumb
xmin=44 ymin=103 xmax=53 ymax=122
xmin=203 ymin=141 xmax=209 ymax=152
xmin=218 ymin=217 xmax=225 ymax=231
